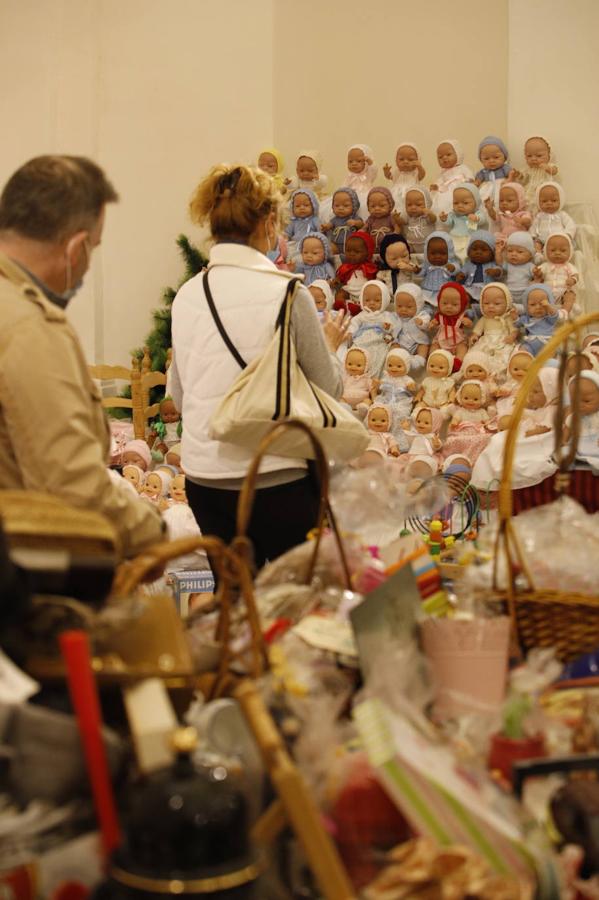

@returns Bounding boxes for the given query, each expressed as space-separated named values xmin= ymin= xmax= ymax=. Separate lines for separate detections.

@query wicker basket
xmin=493 ymin=311 xmax=599 ymax=662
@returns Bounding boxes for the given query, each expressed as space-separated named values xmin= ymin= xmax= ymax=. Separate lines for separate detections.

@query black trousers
xmin=186 ymin=476 xmax=320 ymax=570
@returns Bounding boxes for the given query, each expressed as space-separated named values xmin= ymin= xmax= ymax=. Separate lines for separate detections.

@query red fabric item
xmin=333 ymin=297 xmax=362 ymax=317
xmin=336 ymin=230 xmax=378 ymax=285
xmin=434 ymin=281 xmax=470 ymax=349
xmin=484 ymin=470 xmax=599 ymax=515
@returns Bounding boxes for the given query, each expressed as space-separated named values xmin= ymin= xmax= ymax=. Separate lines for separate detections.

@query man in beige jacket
xmin=0 ymin=155 xmax=163 ymax=557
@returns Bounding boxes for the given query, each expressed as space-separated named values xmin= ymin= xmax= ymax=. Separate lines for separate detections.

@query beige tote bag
xmin=205 ymin=273 xmax=369 ymax=462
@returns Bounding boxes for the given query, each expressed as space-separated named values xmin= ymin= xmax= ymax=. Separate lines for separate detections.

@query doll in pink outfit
xmin=444 ymin=379 xmax=495 ymax=464
xmin=533 ymin=231 xmax=579 ymax=316
xmin=341 ymin=347 xmax=374 ymax=417
xmin=496 ymin=348 xmax=534 ymax=429
xmin=366 ymin=403 xmax=402 ymax=457
xmin=401 ymin=406 xmax=444 ymax=457
xmin=485 ymin=182 xmax=531 ymax=244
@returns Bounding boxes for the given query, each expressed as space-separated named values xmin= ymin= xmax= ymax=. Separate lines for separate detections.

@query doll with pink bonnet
xmin=429 ymin=282 xmax=472 ymax=361
xmin=346 ymin=144 xmax=378 ymax=216
xmin=397 ymin=187 xmax=437 ymax=257
xmin=363 ymin=186 xmax=399 ymax=255
xmin=444 ymin=380 xmax=495 ymax=464
xmin=429 ymin=140 xmax=475 ymax=216
xmin=372 ymin=347 xmax=417 ymax=421
xmin=533 ymin=232 xmax=579 ymax=317
xmin=530 ymin=182 xmax=576 ymax=250
xmin=341 ymin=347 xmax=375 ymax=417
xmin=415 ymin=349 xmax=456 ymax=412
xmin=308 ymin=279 xmax=334 ymax=320
xmin=347 ymin=281 xmax=394 ymax=377
xmin=365 ymin=402 xmax=402 ymax=458
xmin=286 ymin=150 xmax=329 ymax=199
xmin=470 ymin=283 xmax=517 ymax=373
xmin=515 ymin=136 xmax=560 ymax=213
xmin=495 ymin=348 xmax=534 ymax=429
xmin=122 ymin=439 xmax=152 ymax=472
xmin=401 ymin=406 xmax=445 ymax=457
xmin=383 ymin=142 xmax=426 ymax=206
xmin=485 ymin=182 xmax=532 ymax=243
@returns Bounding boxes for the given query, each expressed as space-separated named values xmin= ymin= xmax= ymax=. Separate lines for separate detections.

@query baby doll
xmin=346 ymin=143 xmax=378 ymax=202
xmin=564 ymin=371 xmax=599 ymax=470
xmin=308 ymin=279 xmax=334 ymax=319
xmin=347 ymin=281 xmax=394 ymax=377
xmin=266 ymin=234 xmax=291 ymax=271
xmin=390 ymin=283 xmax=431 ymax=362
xmin=459 ymin=348 xmax=499 ymax=398
xmin=383 ymin=142 xmax=426 ymax=205
xmin=439 ymin=183 xmax=488 ymax=262
xmin=516 ymin=284 xmax=560 ymax=356
xmin=415 ymin=349 xmax=456 ymax=412
xmin=293 ymin=232 xmax=335 ymax=285
xmin=150 ymin=396 xmax=182 ymax=456
xmin=169 ymin=473 xmax=188 ymax=505
xmin=122 ymin=464 xmax=144 ymax=493
xmin=474 ymin=135 xmax=513 ymax=189
xmin=445 ymin=380 xmax=494 ymax=464
xmin=429 ymin=281 xmax=472 ymax=362
xmin=455 ymin=230 xmax=502 ymax=305
xmin=122 ymin=439 xmax=152 ymax=472
xmin=533 ymin=232 xmax=579 ymax=316
xmin=402 ymin=406 xmax=445 ymax=457
xmin=321 ymin=188 xmax=363 ymax=257
xmin=341 ymin=346 xmax=374 ymax=416
xmin=404 ymin=455 xmax=439 ymax=494
xmin=397 ymin=187 xmax=437 ymax=256
xmin=286 ymin=150 xmax=329 ymax=198
xmin=285 ymin=189 xmax=320 ymax=258
xmin=496 ymin=231 xmax=535 ymax=307
xmin=372 ymin=347 xmax=417 ymax=421
xmin=333 ymin=231 xmax=378 ymax=315
xmin=419 ymin=232 xmax=459 ymax=304
xmin=363 ymin=186 xmax=399 ymax=254
xmin=530 ymin=182 xmax=576 ymax=250
xmin=518 ymin=368 xmax=558 ymax=438
xmin=142 ymin=469 xmax=173 ymax=508
xmin=257 ymin=148 xmax=286 ymax=191
xmin=485 ymin=182 xmax=531 ymax=243
xmin=495 ymin=348 xmax=534 ymax=429
xmin=366 ymin=403 xmax=402 ymax=458
xmin=515 ymin=136 xmax=560 ymax=213
xmin=470 ymin=283 xmax=517 ymax=373
xmin=429 ymin=139 xmax=475 ymax=216
xmin=377 ymin=234 xmax=419 ymax=294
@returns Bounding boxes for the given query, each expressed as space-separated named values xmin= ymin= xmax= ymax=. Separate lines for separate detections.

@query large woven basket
xmin=493 ymin=311 xmax=599 ymax=661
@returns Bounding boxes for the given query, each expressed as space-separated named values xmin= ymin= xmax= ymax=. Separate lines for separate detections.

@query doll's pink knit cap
xmin=416 ymin=406 xmax=444 ymax=432
xmin=500 ymin=181 xmax=527 ymax=210
xmin=123 ymin=439 xmax=151 ymax=469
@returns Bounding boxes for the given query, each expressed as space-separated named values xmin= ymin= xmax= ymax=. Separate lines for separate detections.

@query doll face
xmin=122 ymin=450 xmax=148 ymax=471
xmin=437 ymin=142 xmax=458 ymax=169
xmin=258 ymin=152 xmax=278 ymax=176
xmin=170 ymin=474 xmax=187 ymax=503
xmin=346 ymin=349 xmax=367 ymax=376
xmin=428 ymin=353 xmax=450 ymax=378
xmin=463 ymin=363 xmax=487 ymax=381
xmin=481 ymin=286 xmax=507 ymax=317
xmin=479 ymin=143 xmax=506 ymax=170
xmin=509 ymin=352 xmax=532 ymax=381
xmin=362 ymin=284 xmax=383 ymax=312
xmin=468 ymin=240 xmax=494 ymax=264
xmin=405 ymin=190 xmax=426 ymax=216
xmin=415 ymin=409 xmax=433 ymax=433
xmin=527 ymin=288 xmax=550 ymax=318
xmin=347 ymin=148 xmax=366 ymax=173
xmin=526 ymin=378 xmax=546 ymax=409
xmin=386 ymin=355 xmax=408 ymax=377
xmin=302 ymin=237 xmax=325 ymax=266
xmin=143 ymin=473 xmax=163 ymax=498
xmin=309 ymin=285 xmax=327 ymax=311
xmin=395 ymin=292 xmax=417 ymax=318
xmin=499 ymin=186 xmax=519 ymax=212
xmin=538 ymin=184 xmax=560 ymax=213
xmin=160 ymin=399 xmax=180 ymax=424
xmin=385 ymin=242 xmax=409 ymax=269
xmin=368 ymin=191 xmax=392 ymax=217
xmin=545 ymin=234 xmax=571 ymax=264
xmin=525 ymin=137 xmax=550 ymax=169
xmin=426 ymin=237 xmax=449 ymax=266
xmin=123 ymin=465 xmax=141 ymax=490
xmin=571 ymin=378 xmax=599 ymax=416
xmin=332 ymin=191 xmax=354 ymax=218
xmin=296 ymin=156 xmax=318 ymax=181
xmin=368 ymin=407 xmax=390 ymax=432
xmin=460 ymin=383 xmax=483 ymax=410
xmin=453 ymin=188 xmax=476 ymax=216
xmin=396 ymin=145 xmax=419 ymax=171
xmin=344 ymin=236 xmax=369 ymax=264
xmin=506 ymin=244 xmax=532 ymax=265
xmin=292 ymin=193 xmax=314 ymax=218
xmin=438 ymin=286 xmax=463 ymax=317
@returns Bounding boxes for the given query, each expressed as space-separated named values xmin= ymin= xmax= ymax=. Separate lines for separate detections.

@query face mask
xmin=56 ymin=237 xmax=89 ymax=307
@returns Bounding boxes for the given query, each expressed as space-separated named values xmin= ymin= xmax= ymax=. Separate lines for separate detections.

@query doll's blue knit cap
xmin=478 ymin=135 xmax=509 ymax=160
xmin=332 ymin=186 xmax=360 ymax=217
xmin=522 ymin=283 xmax=556 ymax=306
xmin=467 ymin=229 xmax=495 ymax=251
xmin=299 ymin=230 xmax=332 ymax=259
xmin=289 ymin=188 xmax=319 ymax=217
xmin=454 ymin=182 xmax=481 ymax=208
xmin=424 ymin=230 xmax=457 ymax=257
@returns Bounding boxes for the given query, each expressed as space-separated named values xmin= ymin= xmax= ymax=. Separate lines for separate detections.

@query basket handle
xmin=111 ymin=535 xmax=229 ymax=598
xmin=235 ymin=418 xmax=352 ymax=589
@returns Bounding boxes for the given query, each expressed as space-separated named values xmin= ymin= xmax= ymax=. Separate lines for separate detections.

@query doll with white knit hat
xmin=346 ymin=143 xmax=378 ymax=218
xmin=390 ymin=283 xmax=431 ymax=364
xmin=401 ymin=405 xmax=445 ymax=457
xmin=347 ymin=281 xmax=395 ymax=377
xmin=495 ymin=347 xmax=534 ymax=429
xmin=383 ymin=142 xmax=426 ymax=206
xmin=444 ymin=379 xmax=495 ymax=464
xmin=514 ymin=136 xmax=560 ymax=213
xmin=142 ymin=468 xmax=173 ymax=510
xmin=365 ymin=402 xmax=402 ymax=458
xmin=533 ymin=231 xmax=579 ymax=317
xmin=496 ymin=231 xmax=536 ymax=307
xmin=308 ymin=279 xmax=334 ymax=320
xmin=459 ymin=348 xmax=499 ymax=401
xmin=396 ymin=186 xmax=437 ymax=257
xmin=341 ymin=346 xmax=375 ymax=417
xmin=530 ymin=182 xmax=576 ymax=250
xmin=372 ymin=347 xmax=417 ymax=421
xmin=286 ymin=150 xmax=329 ymax=199
xmin=415 ymin=349 xmax=456 ymax=412
xmin=429 ymin=139 xmax=475 ymax=216
xmin=293 ymin=232 xmax=335 ymax=285
xmin=321 ymin=188 xmax=363 ymax=257
xmin=439 ymin=183 xmax=488 ymax=263
xmin=469 ymin=282 xmax=518 ymax=372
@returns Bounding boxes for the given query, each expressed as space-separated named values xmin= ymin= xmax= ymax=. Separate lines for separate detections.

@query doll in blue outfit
xmin=438 ymin=183 xmax=488 ymax=263
xmin=390 ymin=283 xmax=431 ymax=368
xmin=516 ymin=283 xmax=560 ymax=356
xmin=496 ymin=231 xmax=536 ymax=310
xmin=419 ymin=232 xmax=460 ymax=306
xmin=293 ymin=232 xmax=335 ymax=286
xmin=474 ymin=136 xmax=513 ymax=185
xmin=372 ymin=346 xmax=418 ymax=422
xmin=321 ymin=187 xmax=363 ymax=258
xmin=285 ymin=189 xmax=320 ymax=261
xmin=455 ymin=230 xmax=502 ymax=307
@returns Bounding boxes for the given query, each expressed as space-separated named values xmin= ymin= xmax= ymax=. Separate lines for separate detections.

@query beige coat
xmin=0 ymin=253 xmax=163 ymax=557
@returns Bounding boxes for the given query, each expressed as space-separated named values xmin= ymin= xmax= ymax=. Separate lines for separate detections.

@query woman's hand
xmin=322 ymin=309 xmax=351 ymax=352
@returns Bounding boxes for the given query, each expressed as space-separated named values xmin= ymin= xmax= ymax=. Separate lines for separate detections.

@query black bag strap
xmin=203 ymin=270 xmax=300 ymax=371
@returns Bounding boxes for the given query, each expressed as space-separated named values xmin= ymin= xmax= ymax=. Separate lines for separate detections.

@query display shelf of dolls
xmin=419 ymin=233 xmax=460 ymax=305
xmin=291 ymin=232 xmax=335 ymax=286
xmin=341 ymin=347 xmax=375 ymax=418
xmin=372 ymin=347 xmax=417 ymax=422
xmin=376 ymin=234 xmax=419 ymax=296
xmin=332 ymin=231 xmax=378 ymax=316
xmin=389 ymin=284 xmax=431 ymax=365
xmin=438 ymin=184 xmax=488 ymax=264
xmin=362 ymin=186 xmax=399 ymax=257
xmin=285 ymin=189 xmax=321 ymax=262
xmin=383 ymin=143 xmax=426 ymax=207
xmin=285 ymin=150 xmax=329 ymax=199
xmin=429 ymin=140 xmax=475 ymax=217
xmin=533 ymin=232 xmax=580 ymax=318
xmin=321 ymin=188 xmax=363 ymax=259
xmin=469 ymin=283 xmax=518 ymax=374
xmin=429 ymin=282 xmax=472 ymax=362
xmin=473 ymin=136 xmax=513 ymax=205
xmin=346 ymin=282 xmax=394 ymax=377
xmin=415 ymin=350 xmax=456 ymax=412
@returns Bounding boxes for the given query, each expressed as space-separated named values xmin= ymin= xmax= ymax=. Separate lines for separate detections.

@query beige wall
xmin=273 ymin=0 xmax=509 ymax=192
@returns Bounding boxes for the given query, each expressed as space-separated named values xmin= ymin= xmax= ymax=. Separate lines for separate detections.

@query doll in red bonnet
xmin=429 ymin=281 xmax=472 ymax=366
xmin=333 ymin=231 xmax=378 ymax=316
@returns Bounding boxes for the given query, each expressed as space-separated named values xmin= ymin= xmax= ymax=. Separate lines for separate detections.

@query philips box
xmin=168 ymin=569 xmax=215 ymax=617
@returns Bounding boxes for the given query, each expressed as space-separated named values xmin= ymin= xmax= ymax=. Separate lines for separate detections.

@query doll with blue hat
xmin=420 ymin=232 xmax=460 ymax=305
xmin=293 ymin=232 xmax=335 ymax=285
xmin=496 ymin=231 xmax=535 ymax=307
xmin=390 ymin=283 xmax=431 ymax=365
xmin=456 ymin=230 xmax=502 ymax=306
xmin=439 ymin=183 xmax=488 ymax=262
xmin=285 ymin=189 xmax=320 ymax=261
xmin=474 ymin=136 xmax=513 ymax=185
xmin=321 ymin=187 xmax=363 ymax=257
xmin=347 ymin=281 xmax=395 ymax=377
xmin=515 ymin=284 xmax=560 ymax=356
